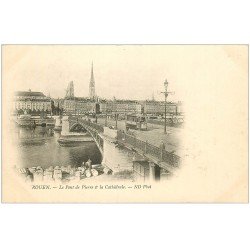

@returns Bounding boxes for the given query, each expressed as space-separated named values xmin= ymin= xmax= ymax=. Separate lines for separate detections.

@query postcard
xmin=1 ymin=45 xmax=248 ymax=203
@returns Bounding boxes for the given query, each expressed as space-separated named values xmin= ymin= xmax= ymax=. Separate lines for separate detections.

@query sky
xmin=2 ymin=45 xmax=248 ymax=103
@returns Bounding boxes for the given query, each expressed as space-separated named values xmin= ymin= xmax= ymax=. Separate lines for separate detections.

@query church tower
xmin=65 ymin=81 xmax=74 ymax=99
xmin=89 ymin=62 xmax=96 ymax=99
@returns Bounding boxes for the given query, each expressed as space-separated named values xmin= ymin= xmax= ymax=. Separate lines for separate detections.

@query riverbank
xmin=15 ymin=165 xmax=134 ymax=183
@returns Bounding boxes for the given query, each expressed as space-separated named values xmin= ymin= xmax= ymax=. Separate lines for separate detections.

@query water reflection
xmin=11 ymin=125 xmax=102 ymax=169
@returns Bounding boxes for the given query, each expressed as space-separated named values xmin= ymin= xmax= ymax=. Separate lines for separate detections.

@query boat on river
xmin=14 ymin=114 xmax=33 ymax=127
xmin=14 ymin=115 xmax=55 ymax=127
xmin=58 ymin=132 xmax=94 ymax=146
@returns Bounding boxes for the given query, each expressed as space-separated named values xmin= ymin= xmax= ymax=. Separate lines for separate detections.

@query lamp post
xmin=115 ymin=106 xmax=118 ymax=130
xmin=163 ymin=80 xmax=168 ymax=134
xmin=161 ymin=79 xmax=174 ymax=134
xmin=105 ymin=108 xmax=108 ymax=126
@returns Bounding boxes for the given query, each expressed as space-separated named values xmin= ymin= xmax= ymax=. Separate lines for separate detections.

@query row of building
xmin=61 ymin=98 xmax=183 ymax=115
xmin=12 ymin=63 xmax=183 ymax=116
xmin=12 ymin=90 xmax=183 ymax=116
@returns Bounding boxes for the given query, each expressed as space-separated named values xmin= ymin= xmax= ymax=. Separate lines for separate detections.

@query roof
xmin=64 ymin=97 xmax=94 ymax=102
xmin=14 ymin=91 xmax=46 ymax=97
xmin=99 ymin=99 xmax=140 ymax=104
xmin=143 ymin=100 xmax=176 ymax=105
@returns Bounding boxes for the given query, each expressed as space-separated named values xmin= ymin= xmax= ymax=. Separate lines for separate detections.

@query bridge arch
xmin=69 ymin=123 xmax=88 ymax=133
xmin=68 ymin=119 xmax=104 ymax=155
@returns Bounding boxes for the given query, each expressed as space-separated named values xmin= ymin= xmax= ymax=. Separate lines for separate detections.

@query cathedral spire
xmin=91 ymin=62 xmax=94 ymax=83
xmin=89 ymin=62 xmax=95 ymax=99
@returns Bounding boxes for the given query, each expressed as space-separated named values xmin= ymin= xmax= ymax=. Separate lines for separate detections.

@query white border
xmin=0 ymin=1 xmax=249 ymax=250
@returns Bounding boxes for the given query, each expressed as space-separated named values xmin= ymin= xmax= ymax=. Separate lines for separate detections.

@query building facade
xmin=76 ymin=98 xmax=96 ymax=114
xmin=13 ymin=90 xmax=51 ymax=115
xmin=63 ymin=97 xmax=96 ymax=115
xmin=141 ymin=100 xmax=179 ymax=115
xmin=99 ymin=100 xmax=141 ymax=114
xmin=63 ymin=98 xmax=76 ymax=114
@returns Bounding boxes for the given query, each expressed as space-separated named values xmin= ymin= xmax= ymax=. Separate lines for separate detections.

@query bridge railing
xmin=85 ymin=120 xmax=104 ymax=133
xmin=70 ymin=117 xmax=104 ymax=133
xmin=117 ymin=131 xmax=181 ymax=167
xmin=89 ymin=128 xmax=104 ymax=151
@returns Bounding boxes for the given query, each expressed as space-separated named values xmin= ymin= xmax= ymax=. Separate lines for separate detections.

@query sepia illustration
xmin=2 ymin=45 xmax=248 ymax=203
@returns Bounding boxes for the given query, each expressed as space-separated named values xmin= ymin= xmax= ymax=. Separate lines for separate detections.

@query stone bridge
xmin=61 ymin=116 xmax=181 ymax=181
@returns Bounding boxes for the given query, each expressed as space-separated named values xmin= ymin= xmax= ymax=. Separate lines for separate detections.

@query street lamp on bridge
xmin=161 ymin=79 xmax=174 ymax=134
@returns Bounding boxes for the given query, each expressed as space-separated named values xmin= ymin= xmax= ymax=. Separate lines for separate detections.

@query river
xmin=11 ymin=124 xmax=102 ymax=170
